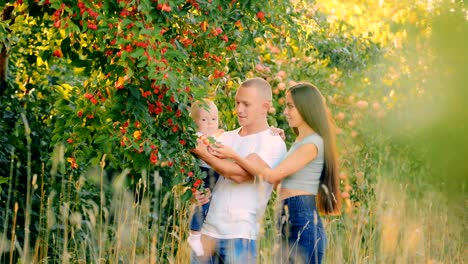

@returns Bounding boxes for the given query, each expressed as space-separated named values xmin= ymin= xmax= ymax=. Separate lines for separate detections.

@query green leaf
xmin=41 ymin=50 xmax=52 ymax=61
xmin=0 ymin=176 xmax=10 ymax=185
xmin=94 ymin=135 xmax=109 ymax=145
xmin=128 ymin=85 xmax=141 ymax=100
xmin=137 ymin=59 xmax=147 ymax=68
xmin=61 ymin=37 xmax=72 ymax=57
xmin=131 ymin=48 xmax=145 ymax=59
xmin=105 ymin=64 xmax=125 ymax=75
xmin=181 ymin=188 xmax=192 ymax=203
xmin=71 ymin=59 xmax=89 ymax=68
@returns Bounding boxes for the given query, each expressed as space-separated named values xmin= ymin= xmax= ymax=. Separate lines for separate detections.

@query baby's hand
xmin=193 ymin=188 xmax=211 ymax=205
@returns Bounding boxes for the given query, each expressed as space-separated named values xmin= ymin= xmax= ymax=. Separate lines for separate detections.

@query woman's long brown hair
xmin=288 ymin=83 xmax=341 ymax=215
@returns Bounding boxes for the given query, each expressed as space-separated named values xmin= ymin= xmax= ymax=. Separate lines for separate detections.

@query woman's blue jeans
xmin=279 ymin=195 xmax=327 ymax=264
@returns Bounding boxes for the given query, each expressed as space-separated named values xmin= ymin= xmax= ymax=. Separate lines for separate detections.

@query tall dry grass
xmin=1 ymin=141 xmax=194 ymax=263
xmin=323 ymin=176 xmax=465 ymax=264
xmin=1 ymin=167 xmax=466 ymax=264
xmin=1 ymin=116 xmax=465 ymax=264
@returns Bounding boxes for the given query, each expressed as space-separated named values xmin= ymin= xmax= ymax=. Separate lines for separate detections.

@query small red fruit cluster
xmin=198 ymin=135 xmax=216 ymax=146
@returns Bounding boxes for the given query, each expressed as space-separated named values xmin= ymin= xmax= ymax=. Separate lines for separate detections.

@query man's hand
xmin=193 ymin=188 xmax=211 ymax=205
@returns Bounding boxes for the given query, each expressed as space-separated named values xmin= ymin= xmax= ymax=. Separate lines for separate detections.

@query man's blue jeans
xmin=191 ymin=238 xmax=256 ymax=264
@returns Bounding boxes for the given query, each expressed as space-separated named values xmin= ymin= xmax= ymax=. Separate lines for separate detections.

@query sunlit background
xmin=0 ymin=0 xmax=466 ymax=263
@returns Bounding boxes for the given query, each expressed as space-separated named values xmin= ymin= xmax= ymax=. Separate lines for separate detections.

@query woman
xmin=212 ymin=83 xmax=341 ymax=263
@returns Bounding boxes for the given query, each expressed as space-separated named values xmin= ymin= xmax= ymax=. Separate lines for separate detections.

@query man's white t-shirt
xmin=201 ymin=127 xmax=287 ymax=240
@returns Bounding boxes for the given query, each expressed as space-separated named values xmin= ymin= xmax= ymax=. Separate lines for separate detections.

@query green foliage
xmin=0 ymin=0 xmax=306 ymax=261
xmin=39 ymin=0 xmax=305 ymax=193
xmin=3 ymin=0 xmax=463 ymax=263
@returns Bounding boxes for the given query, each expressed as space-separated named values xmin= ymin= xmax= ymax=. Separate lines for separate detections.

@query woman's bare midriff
xmin=279 ymin=187 xmax=314 ymax=200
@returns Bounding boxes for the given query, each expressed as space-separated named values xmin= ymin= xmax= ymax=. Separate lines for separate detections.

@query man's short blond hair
xmin=190 ymin=99 xmax=217 ymax=120
xmin=239 ymin=77 xmax=272 ymax=102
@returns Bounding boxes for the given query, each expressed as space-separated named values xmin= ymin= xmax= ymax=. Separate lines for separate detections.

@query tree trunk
xmin=0 ymin=5 xmax=14 ymax=96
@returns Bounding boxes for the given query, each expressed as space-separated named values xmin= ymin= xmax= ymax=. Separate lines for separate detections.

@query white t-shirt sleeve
xmin=253 ymin=134 xmax=287 ymax=169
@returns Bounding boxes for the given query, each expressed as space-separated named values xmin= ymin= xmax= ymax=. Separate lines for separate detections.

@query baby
xmin=188 ymin=99 xmax=223 ymax=256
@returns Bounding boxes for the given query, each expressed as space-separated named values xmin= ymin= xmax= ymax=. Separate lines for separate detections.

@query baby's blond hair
xmin=190 ymin=99 xmax=218 ymax=121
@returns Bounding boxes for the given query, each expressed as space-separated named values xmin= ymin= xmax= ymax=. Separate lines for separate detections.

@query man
xmin=191 ymin=78 xmax=287 ymax=263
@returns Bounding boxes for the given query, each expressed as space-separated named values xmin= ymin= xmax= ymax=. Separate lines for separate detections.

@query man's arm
xmin=211 ymin=136 xmax=287 ymax=184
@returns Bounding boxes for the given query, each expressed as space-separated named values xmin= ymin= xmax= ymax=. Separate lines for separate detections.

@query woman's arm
xmin=238 ymin=154 xmax=281 ymax=186
xmin=213 ymin=143 xmax=318 ymax=183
